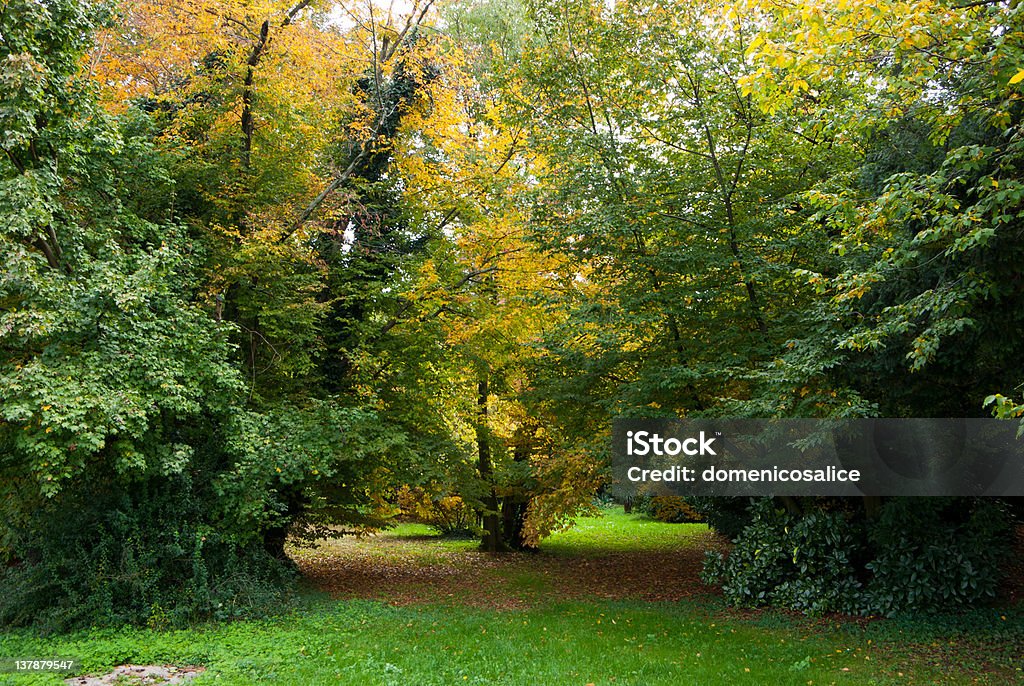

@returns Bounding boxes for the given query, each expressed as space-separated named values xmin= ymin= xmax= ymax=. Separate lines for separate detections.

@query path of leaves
xmin=295 ymin=530 xmax=728 ymax=609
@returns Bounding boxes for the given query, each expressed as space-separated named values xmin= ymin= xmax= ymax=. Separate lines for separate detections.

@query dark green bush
xmin=863 ymin=498 xmax=1010 ymax=615
xmin=0 ymin=472 xmax=294 ymax=633
xmin=701 ymin=499 xmax=867 ymax=615
xmin=702 ymin=497 xmax=1012 ymax=616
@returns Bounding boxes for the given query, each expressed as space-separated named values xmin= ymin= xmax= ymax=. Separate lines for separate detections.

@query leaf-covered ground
xmin=292 ymin=515 xmax=726 ymax=608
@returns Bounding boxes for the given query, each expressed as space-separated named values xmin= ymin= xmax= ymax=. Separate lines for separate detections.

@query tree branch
xmin=280 ymin=2 xmax=434 ymax=239
xmin=239 ymin=0 xmax=310 ymax=175
xmin=280 ymin=143 xmax=373 ymax=242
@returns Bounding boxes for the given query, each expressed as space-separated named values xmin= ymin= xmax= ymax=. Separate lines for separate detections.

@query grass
xmin=1 ymin=510 xmax=1021 ymax=685
xmin=541 ymin=510 xmax=710 ymax=556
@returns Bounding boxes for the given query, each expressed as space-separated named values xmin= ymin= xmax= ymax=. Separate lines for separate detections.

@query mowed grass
xmin=542 ymin=510 xmax=709 ymax=556
xmin=1 ymin=511 xmax=1021 ymax=685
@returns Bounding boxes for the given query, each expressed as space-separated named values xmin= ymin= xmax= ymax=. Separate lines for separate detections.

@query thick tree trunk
xmin=499 ymin=423 xmax=537 ymax=551
xmin=862 ymin=495 xmax=884 ymax=520
xmin=501 ymin=499 xmax=529 ymax=550
xmin=262 ymin=489 xmax=303 ymax=566
xmin=262 ymin=525 xmax=289 ymax=562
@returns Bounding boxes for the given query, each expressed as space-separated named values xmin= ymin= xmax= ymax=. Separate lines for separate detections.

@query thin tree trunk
xmin=476 ymin=375 xmax=505 ymax=552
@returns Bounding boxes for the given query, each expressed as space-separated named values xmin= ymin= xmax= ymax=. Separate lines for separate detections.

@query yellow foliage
xmin=648 ymin=496 xmax=703 ymax=523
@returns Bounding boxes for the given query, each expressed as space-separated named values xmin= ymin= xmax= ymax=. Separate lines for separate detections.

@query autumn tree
xmin=87 ymin=0 xmax=471 ymax=559
xmin=743 ymin=0 xmax=1024 ymax=420
xmin=496 ymin=0 xmax=861 ymax=433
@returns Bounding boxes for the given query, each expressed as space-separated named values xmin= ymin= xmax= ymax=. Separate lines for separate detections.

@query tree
xmin=701 ymin=0 xmax=1024 ymax=612
xmin=0 ymin=0 xmax=279 ymax=629
xmin=89 ymin=0 xmax=467 ymax=561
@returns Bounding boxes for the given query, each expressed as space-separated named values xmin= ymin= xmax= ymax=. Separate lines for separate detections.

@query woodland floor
xmin=293 ymin=515 xmax=728 ymax=608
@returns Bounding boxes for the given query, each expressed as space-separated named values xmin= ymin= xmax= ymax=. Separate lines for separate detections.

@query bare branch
xmin=281 ymin=143 xmax=372 ymax=242
xmin=381 ymin=0 xmax=435 ymax=63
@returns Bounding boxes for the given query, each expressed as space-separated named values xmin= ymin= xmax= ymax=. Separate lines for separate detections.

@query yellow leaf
xmin=746 ymin=34 xmax=764 ymax=56
xmin=1010 ymin=69 xmax=1024 ymax=85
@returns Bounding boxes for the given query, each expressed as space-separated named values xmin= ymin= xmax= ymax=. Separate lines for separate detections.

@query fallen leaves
xmin=295 ymin=528 xmax=726 ymax=609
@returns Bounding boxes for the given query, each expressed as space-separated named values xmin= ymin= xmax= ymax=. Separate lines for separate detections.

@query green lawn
xmin=541 ymin=510 xmax=710 ymax=556
xmin=1 ymin=511 xmax=1021 ymax=685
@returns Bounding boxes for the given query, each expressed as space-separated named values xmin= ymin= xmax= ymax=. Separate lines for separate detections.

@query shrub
xmin=863 ymin=498 xmax=1010 ymax=615
xmin=0 ymin=473 xmax=294 ymax=633
xmin=701 ymin=499 xmax=867 ymax=615
xmin=702 ymin=497 xmax=1013 ymax=616
xmin=645 ymin=496 xmax=703 ymax=523
xmin=397 ymin=486 xmax=478 ymax=537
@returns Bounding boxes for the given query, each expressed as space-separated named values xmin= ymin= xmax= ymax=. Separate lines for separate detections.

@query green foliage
xmin=217 ymin=402 xmax=413 ymax=547
xmin=703 ymin=498 xmax=1012 ymax=616
xmin=644 ymin=496 xmax=702 ymax=524
xmin=863 ymin=498 xmax=1011 ymax=615
xmin=0 ymin=474 xmax=294 ymax=633
xmin=702 ymin=499 xmax=867 ymax=615
xmin=3 ymin=0 xmax=1023 ymax=632
xmin=777 ymin=5 xmax=1024 ymax=420
xmin=0 ymin=0 xmax=418 ymax=629
xmin=0 ymin=0 xmax=266 ymax=631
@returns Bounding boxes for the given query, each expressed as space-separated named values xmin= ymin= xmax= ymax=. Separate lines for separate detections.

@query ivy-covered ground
xmin=2 ymin=512 xmax=1022 ymax=685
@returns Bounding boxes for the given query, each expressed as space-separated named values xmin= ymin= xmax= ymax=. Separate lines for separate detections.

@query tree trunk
xmin=476 ymin=375 xmax=506 ymax=552
xmin=262 ymin=489 xmax=303 ymax=566
xmin=500 ymin=422 xmax=537 ymax=551
xmin=862 ymin=495 xmax=884 ymax=520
